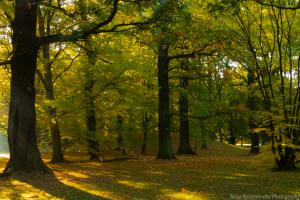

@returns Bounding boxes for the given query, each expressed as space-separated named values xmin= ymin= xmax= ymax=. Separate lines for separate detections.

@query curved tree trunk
xmin=4 ymin=0 xmax=48 ymax=173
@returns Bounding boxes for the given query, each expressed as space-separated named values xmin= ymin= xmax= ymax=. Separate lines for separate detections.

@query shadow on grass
xmin=15 ymin=172 xmax=110 ymax=200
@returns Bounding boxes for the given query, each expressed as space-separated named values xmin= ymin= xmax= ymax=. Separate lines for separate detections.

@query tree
xmin=79 ymin=0 xmax=101 ymax=161
xmin=37 ymin=4 xmax=65 ymax=163
xmin=3 ymin=0 xmax=152 ymax=173
xmin=213 ymin=0 xmax=300 ymax=169
xmin=156 ymin=0 xmax=175 ymax=159
xmin=177 ymin=59 xmax=195 ymax=154
xmin=248 ymin=66 xmax=260 ymax=153
xmin=4 ymin=0 xmax=48 ymax=173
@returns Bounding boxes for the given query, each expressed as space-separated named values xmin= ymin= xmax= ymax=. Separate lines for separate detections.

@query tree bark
xmin=177 ymin=60 xmax=194 ymax=155
xmin=84 ymin=74 xmax=101 ymax=160
xmin=228 ymin=111 xmax=237 ymax=145
xmin=156 ymin=41 xmax=175 ymax=159
xmin=82 ymin=44 xmax=101 ymax=160
xmin=45 ymin=80 xmax=64 ymax=163
xmin=4 ymin=0 xmax=48 ymax=173
xmin=43 ymin=65 xmax=64 ymax=163
xmin=248 ymin=67 xmax=260 ymax=153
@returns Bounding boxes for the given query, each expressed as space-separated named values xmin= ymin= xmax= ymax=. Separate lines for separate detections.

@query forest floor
xmin=0 ymin=143 xmax=299 ymax=200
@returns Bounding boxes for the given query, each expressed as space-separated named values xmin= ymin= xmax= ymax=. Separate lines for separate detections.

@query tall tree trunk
xmin=141 ymin=129 xmax=148 ymax=154
xmin=4 ymin=0 xmax=48 ymax=173
xmin=141 ymin=113 xmax=151 ymax=154
xmin=83 ymin=71 xmax=101 ymax=160
xmin=44 ymin=63 xmax=64 ymax=162
xmin=200 ymin=124 xmax=208 ymax=149
xmin=156 ymin=41 xmax=175 ymax=159
xmin=219 ymin=127 xmax=224 ymax=143
xmin=44 ymin=71 xmax=64 ymax=162
xmin=177 ymin=60 xmax=194 ymax=155
xmin=248 ymin=67 xmax=260 ymax=153
xmin=37 ymin=8 xmax=64 ymax=163
xmin=82 ymin=42 xmax=101 ymax=161
xmin=78 ymin=0 xmax=101 ymax=161
xmin=228 ymin=112 xmax=237 ymax=145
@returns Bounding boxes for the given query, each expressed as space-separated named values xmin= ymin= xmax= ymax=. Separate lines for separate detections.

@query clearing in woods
xmin=0 ymin=143 xmax=299 ymax=200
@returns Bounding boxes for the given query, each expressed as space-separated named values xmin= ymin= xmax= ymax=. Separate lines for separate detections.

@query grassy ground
xmin=0 ymin=143 xmax=299 ymax=200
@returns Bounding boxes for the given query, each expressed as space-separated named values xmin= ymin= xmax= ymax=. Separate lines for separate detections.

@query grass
xmin=0 ymin=143 xmax=299 ymax=200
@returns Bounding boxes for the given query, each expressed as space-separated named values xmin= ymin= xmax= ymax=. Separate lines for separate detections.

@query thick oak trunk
xmin=4 ymin=0 xmax=48 ymax=172
xmin=156 ymin=42 xmax=175 ymax=159
xmin=177 ymin=60 xmax=194 ymax=155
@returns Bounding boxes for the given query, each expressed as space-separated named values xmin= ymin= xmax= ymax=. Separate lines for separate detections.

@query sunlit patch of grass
xmin=232 ymin=173 xmax=253 ymax=177
xmin=146 ymin=170 xmax=167 ymax=176
xmin=161 ymin=189 xmax=210 ymax=200
xmin=5 ymin=180 xmax=59 ymax=199
xmin=213 ymin=175 xmax=239 ymax=180
xmin=118 ymin=180 xmax=160 ymax=189
xmin=63 ymin=171 xmax=90 ymax=179
xmin=56 ymin=178 xmax=120 ymax=199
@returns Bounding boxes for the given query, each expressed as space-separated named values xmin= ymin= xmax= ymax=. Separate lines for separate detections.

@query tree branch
xmin=168 ymin=43 xmax=217 ymax=61
xmin=53 ymin=54 xmax=80 ymax=83
xmin=171 ymin=111 xmax=230 ymax=120
xmin=0 ymin=60 xmax=11 ymax=66
xmin=36 ymin=69 xmax=47 ymax=88
xmin=39 ymin=2 xmax=78 ymax=18
xmin=74 ymin=42 xmax=112 ymax=64
xmin=38 ymin=0 xmax=120 ymax=45
xmin=250 ymin=0 xmax=300 ymax=10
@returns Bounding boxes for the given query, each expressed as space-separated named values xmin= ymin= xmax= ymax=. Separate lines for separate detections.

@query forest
xmin=0 ymin=0 xmax=299 ymax=199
